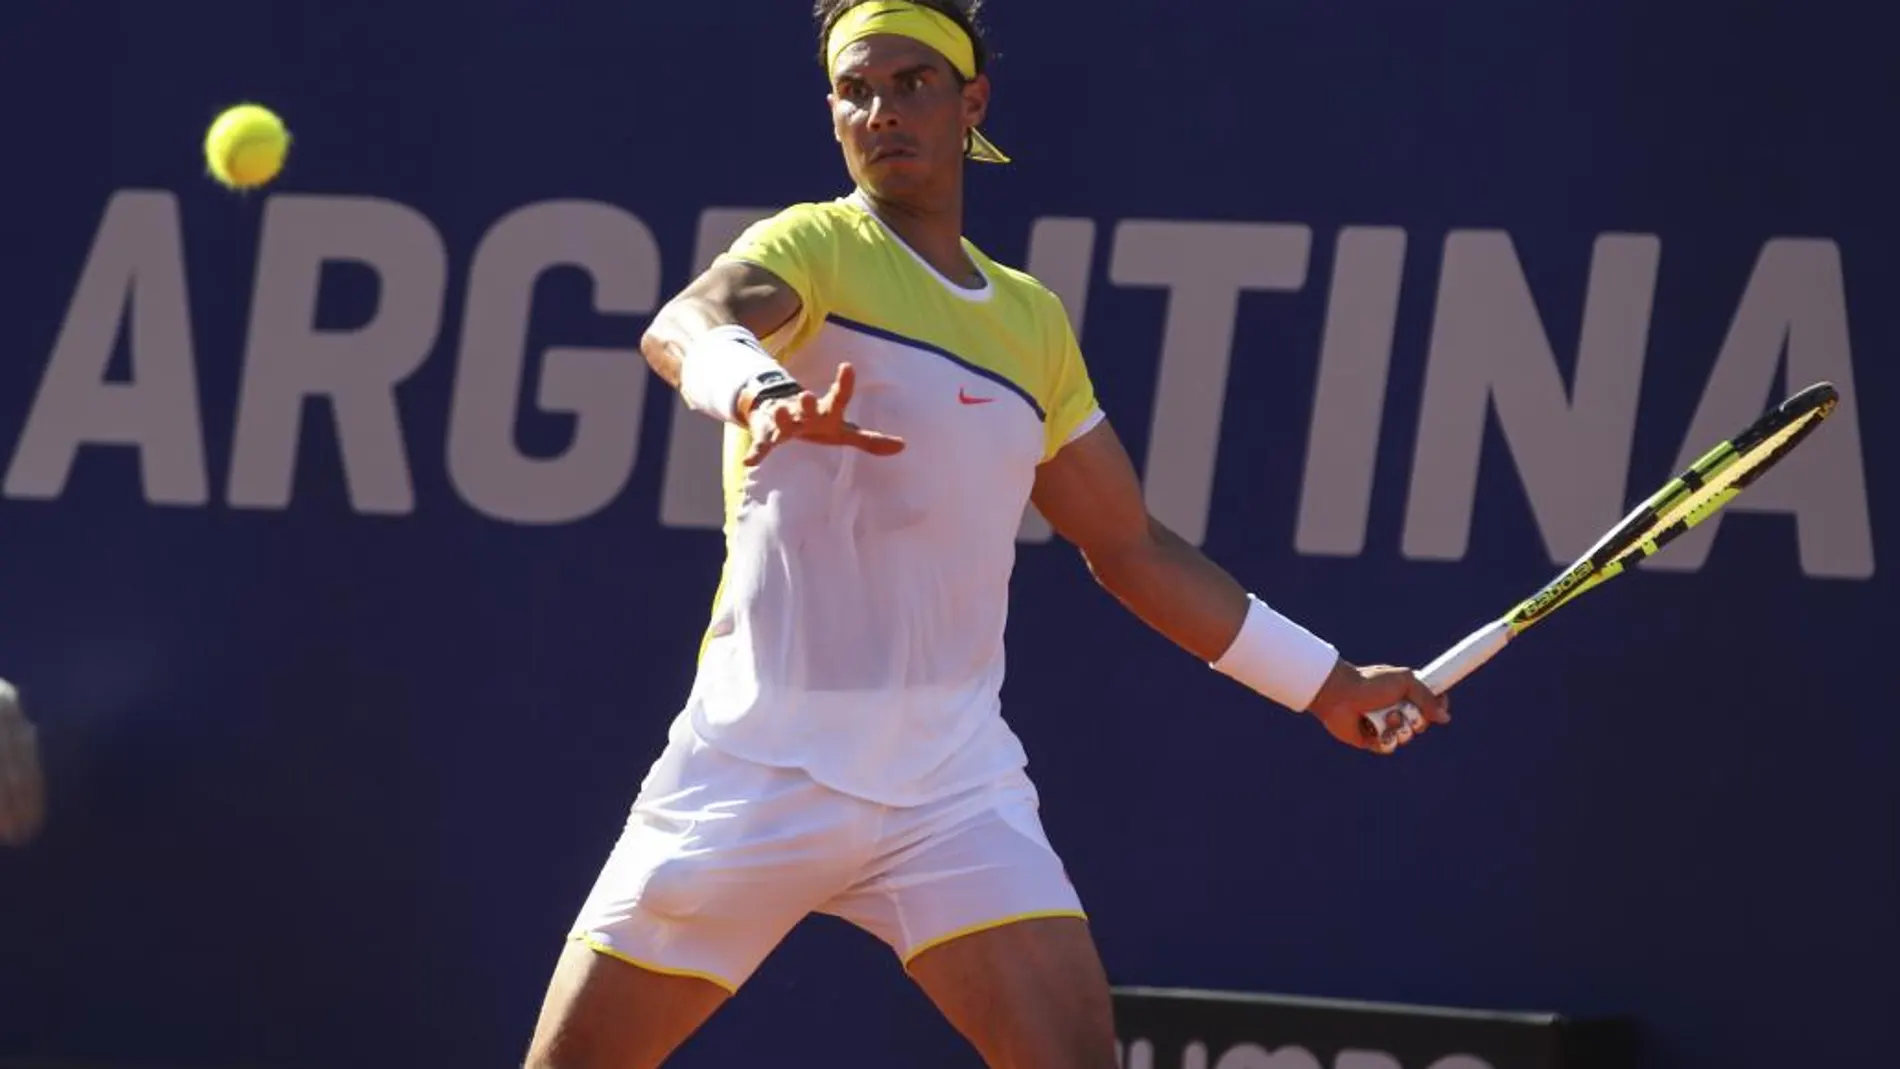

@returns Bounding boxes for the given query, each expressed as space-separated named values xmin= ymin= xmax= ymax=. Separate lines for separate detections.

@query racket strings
xmin=1609 ymin=412 xmax=1822 ymax=567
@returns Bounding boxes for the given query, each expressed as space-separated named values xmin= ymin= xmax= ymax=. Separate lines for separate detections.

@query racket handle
xmin=1357 ymin=619 xmax=1513 ymax=753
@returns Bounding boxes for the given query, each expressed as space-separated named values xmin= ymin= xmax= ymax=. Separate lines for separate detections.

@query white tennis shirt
xmin=671 ymin=193 xmax=1104 ymax=807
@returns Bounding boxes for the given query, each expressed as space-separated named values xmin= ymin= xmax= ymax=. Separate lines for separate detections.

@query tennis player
xmin=524 ymin=2 xmax=1449 ymax=1066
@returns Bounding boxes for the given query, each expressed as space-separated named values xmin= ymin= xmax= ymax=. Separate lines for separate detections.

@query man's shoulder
xmin=972 ymin=253 xmax=1068 ymax=321
xmin=745 ymin=197 xmax=866 ymax=245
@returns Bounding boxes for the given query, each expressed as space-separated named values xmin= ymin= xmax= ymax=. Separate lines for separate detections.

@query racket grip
xmin=1357 ymin=619 xmax=1512 ymax=753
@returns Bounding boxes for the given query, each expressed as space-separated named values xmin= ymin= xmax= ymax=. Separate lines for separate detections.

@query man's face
xmin=827 ymin=33 xmax=988 ymax=199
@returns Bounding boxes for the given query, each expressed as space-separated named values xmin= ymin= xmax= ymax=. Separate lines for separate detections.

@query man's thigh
xmin=524 ymin=940 xmax=729 ymax=1069
xmin=906 ymin=915 xmax=1119 ymax=1069
xmin=533 ymin=730 xmax=874 ymax=1065
xmin=823 ymin=771 xmax=1115 ymax=1068
xmin=569 ymin=729 xmax=870 ymax=989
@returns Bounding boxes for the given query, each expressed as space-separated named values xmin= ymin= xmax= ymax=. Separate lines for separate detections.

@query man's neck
xmin=858 ymin=187 xmax=982 ymax=289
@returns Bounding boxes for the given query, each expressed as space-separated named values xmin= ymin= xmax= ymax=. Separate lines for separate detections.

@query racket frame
xmin=1356 ymin=381 xmax=1840 ymax=752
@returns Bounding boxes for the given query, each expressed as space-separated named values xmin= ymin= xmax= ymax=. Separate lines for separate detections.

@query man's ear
xmin=961 ymin=73 xmax=991 ymax=129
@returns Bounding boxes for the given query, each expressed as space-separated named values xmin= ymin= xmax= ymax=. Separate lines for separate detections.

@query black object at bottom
xmin=1113 ymin=985 xmax=1638 ymax=1069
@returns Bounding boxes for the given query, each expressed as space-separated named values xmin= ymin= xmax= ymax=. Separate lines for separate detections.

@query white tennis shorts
xmin=568 ymin=726 xmax=1086 ymax=993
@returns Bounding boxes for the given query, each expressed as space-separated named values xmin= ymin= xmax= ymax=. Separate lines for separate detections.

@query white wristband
xmin=1210 ymin=594 xmax=1340 ymax=712
xmin=679 ymin=324 xmax=797 ymax=424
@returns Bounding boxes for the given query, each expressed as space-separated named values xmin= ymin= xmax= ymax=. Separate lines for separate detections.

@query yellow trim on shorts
xmin=571 ymin=932 xmax=740 ymax=995
xmin=900 ymin=909 xmax=1090 ymax=968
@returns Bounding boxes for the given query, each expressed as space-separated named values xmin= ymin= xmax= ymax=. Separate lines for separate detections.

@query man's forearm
xmin=1036 ymin=421 xmax=1345 ymax=714
xmin=1087 ymin=519 xmax=1343 ymax=711
xmin=640 ymin=261 xmax=803 ymax=392
xmin=640 ymin=295 xmax=735 ymax=389
xmin=641 ymin=264 xmax=809 ymax=426
xmin=1085 ymin=518 xmax=1253 ymax=663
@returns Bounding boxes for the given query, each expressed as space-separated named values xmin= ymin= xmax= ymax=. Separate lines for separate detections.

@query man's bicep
xmin=1030 ymin=418 xmax=1152 ymax=558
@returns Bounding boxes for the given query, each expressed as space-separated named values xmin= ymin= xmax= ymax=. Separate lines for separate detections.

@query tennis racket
xmin=1361 ymin=380 xmax=1842 ymax=753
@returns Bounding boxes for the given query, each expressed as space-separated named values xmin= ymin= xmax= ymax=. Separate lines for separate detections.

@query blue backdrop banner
xmin=0 ymin=2 xmax=1890 ymax=1068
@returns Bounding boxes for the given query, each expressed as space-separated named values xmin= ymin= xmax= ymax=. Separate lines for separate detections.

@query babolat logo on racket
xmin=1520 ymin=563 xmax=1594 ymax=620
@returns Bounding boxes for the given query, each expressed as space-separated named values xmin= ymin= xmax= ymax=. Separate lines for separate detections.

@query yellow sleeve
xmin=711 ymin=203 xmax=838 ymax=357
xmin=1040 ymin=290 xmax=1104 ymax=461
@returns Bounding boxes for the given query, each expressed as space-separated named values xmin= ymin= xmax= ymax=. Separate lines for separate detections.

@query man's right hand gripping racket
xmin=1361 ymin=381 xmax=1842 ymax=753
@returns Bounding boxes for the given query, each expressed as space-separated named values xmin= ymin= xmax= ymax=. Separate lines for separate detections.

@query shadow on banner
xmin=1113 ymin=986 xmax=1639 ymax=1069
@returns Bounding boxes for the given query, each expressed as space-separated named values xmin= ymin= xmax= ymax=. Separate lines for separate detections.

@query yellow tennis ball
xmin=204 ymin=104 xmax=290 ymax=190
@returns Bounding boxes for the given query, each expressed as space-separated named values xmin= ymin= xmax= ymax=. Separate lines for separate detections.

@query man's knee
xmin=1032 ymin=985 xmax=1120 ymax=1069
xmin=1011 ymin=1019 xmax=1119 ymax=1069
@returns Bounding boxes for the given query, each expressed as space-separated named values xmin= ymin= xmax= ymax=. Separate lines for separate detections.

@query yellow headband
xmin=824 ymin=1 xmax=1010 ymax=164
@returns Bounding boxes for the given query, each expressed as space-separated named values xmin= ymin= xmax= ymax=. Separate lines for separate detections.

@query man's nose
xmin=866 ymin=91 xmax=901 ymax=129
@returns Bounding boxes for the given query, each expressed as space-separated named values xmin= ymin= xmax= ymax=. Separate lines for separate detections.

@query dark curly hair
xmin=813 ymin=0 xmax=992 ymax=78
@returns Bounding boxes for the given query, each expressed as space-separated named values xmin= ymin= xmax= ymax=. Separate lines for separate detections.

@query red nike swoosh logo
xmin=958 ymin=388 xmax=995 ymax=405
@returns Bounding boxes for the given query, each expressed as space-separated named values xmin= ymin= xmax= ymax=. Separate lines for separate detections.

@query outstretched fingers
xmin=823 ymin=362 xmax=859 ymax=414
xmin=821 ymin=363 xmax=904 ymax=455
xmin=840 ymin=423 xmax=907 ymax=456
xmin=740 ymin=363 xmax=907 ymax=463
